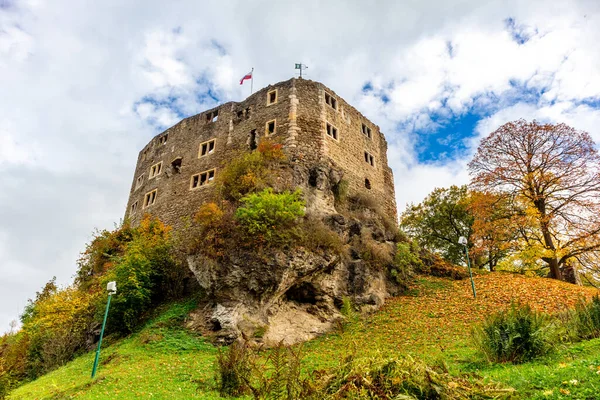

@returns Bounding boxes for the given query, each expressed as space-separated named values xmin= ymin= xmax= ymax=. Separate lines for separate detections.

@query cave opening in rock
xmin=210 ymin=320 xmax=222 ymax=331
xmin=285 ymin=282 xmax=318 ymax=305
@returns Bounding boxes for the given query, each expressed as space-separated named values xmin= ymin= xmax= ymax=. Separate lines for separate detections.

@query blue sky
xmin=414 ymin=112 xmax=481 ymax=163
xmin=1 ymin=0 xmax=600 ymax=333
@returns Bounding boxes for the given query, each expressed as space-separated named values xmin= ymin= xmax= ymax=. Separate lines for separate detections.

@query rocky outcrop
xmin=186 ymin=162 xmax=399 ymax=345
xmin=187 ymin=238 xmax=395 ymax=345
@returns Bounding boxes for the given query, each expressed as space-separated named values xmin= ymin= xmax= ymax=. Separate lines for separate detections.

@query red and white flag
xmin=240 ymin=70 xmax=253 ymax=85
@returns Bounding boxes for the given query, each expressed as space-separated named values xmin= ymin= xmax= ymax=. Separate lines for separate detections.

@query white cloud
xmin=1 ymin=0 xmax=600 ymax=332
xmin=0 ymin=24 xmax=33 ymax=65
xmin=0 ymin=125 xmax=38 ymax=165
xmin=139 ymin=30 xmax=193 ymax=89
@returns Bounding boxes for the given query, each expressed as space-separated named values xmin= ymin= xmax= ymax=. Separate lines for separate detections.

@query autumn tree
xmin=469 ymin=120 xmax=600 ymax=282
xmin=467 ymin=191 xmax=520 ymax=271
xmin=400 ymin=185 xmax=474 ymax=266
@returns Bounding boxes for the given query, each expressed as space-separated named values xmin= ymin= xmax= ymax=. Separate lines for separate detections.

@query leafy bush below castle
xmin=216 ymin=140 xmax=286 ymax=202
xmin=235 ymin=188 xmax=305 ymax=248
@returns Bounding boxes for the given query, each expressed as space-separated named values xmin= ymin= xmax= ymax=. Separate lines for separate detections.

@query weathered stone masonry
xmin=124 ymin=78 xmax=397 ymax=227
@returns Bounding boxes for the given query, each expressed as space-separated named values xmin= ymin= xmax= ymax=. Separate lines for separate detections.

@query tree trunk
xmin=546 ymin=257 xmax=562 ymax=280
xmin=535 ymin=198 xmax=563 ymax=281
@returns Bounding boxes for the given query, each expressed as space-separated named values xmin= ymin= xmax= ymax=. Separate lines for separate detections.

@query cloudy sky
xmin=1 ymin=0 xmax=599 ymax=332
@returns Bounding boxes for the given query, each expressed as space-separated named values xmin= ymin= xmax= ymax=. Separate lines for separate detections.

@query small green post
xmin=459 ymin=236 xmax=476 ymax=299
xmin=91 ymin=281 xmax=116 ymax=378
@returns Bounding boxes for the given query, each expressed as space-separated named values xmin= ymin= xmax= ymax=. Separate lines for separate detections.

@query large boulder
xmin=187 ymin=244 xmax=392 ymax=345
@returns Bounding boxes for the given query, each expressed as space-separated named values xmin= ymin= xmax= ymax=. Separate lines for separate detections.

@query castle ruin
xmin=125 ymin=78 xmax=396 ymax=227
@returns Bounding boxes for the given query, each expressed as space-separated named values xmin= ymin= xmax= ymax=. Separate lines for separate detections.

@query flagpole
xmin=250 ymin=67 xmax=254 ymax=95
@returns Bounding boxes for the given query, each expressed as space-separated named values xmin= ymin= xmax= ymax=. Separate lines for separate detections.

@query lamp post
xmin=458 ymin=236 xmax=477 ymax=299
xmin=91 ymin=281 xmax=116 ymax=378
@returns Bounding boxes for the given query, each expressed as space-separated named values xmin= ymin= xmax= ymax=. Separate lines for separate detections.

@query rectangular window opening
xmin=362 ymin=123 xmax=372 ymax=139
xmin=191 ymin=169 xmax=216 ymax=189
xmin=364 ymin=151 xmax=375 ymax=167
xmin=267 ymin=89 xmax=277 ymax=105
xmin=149 ymin=162 xmax=163 ymax=178
xmin=199 ymin=139 xmax=216 ymax=157
xmin=266 ymin=120 xmax=276 ymax=136
xmin=143 ymin=190 xmax=157 ymax=208
xmin=131 ymin=201 xmax=138 ymax=213
xmin=326 ymin=123 xmax=338 ymax=140
xmin=324 ymin=92 xmax=337 ymax=110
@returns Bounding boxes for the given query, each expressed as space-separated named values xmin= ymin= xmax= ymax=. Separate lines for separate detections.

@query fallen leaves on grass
xmin=307 ymin=272 xmax=599 ymax=362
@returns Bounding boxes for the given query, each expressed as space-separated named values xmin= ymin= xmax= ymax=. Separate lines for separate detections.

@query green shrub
xmin=569 ymin=295 xmax=600 ymax=340
xmin=473 ymin=303 xmax=558 ymax=363
xmin=235 ymin=188 xmax=305 ymax=248
xmin=390 ymin=241 xmax=422 ymax=284
xmin=216 ymin=140 xmax=285 ymax=202
xmin=102 ymin=217 xmax=177 ymax=334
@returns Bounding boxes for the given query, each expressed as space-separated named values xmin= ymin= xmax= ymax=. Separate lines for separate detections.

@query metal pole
xmin=299 ymin=65 xmax=302 ymax=78
xmin=91 ymin=293 xmax=112 ymax=378
xmin=465 ymin=247 xmax=477 ymax=299
xmin=250 ymin=67 xmax=254 ymax=95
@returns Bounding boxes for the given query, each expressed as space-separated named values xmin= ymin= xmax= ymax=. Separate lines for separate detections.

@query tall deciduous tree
xmin=400 ymin=185 xmax=473 ymax=266
xmin=469 ymin=120 xmax=600 ymax=282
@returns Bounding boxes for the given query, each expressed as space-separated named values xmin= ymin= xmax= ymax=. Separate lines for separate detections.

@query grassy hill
xmin=8 ymin=272 xmax=600 ymax=399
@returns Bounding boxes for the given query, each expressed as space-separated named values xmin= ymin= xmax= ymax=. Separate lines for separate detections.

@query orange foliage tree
xmin=469 ymin=120 xmax=600 ymax=282
xmin=467 ymin=191 xmax=517 ymax=271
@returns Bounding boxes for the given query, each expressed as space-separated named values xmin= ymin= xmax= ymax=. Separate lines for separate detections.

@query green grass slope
xmin=9 ymin=273 xmax=600 ymax=399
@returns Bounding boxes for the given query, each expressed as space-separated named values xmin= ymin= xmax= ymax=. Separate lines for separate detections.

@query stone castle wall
xmin=125 ymin=78 xmax=397 ymax=228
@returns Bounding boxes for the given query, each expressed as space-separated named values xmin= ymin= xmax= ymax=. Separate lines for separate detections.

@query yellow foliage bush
xmin=216 ymin=140 xmax=286 ymax=202
xmin=190 ymin=202 xmax=230 ymax=258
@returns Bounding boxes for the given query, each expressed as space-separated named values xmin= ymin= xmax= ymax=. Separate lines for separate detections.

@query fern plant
xmin=214 ymin=341 xmax=253 ymax=397
xmin=473 ymin=303 xmax=558 ymax=363
xmin=570 ymin=295 xmax=600 ymax=340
